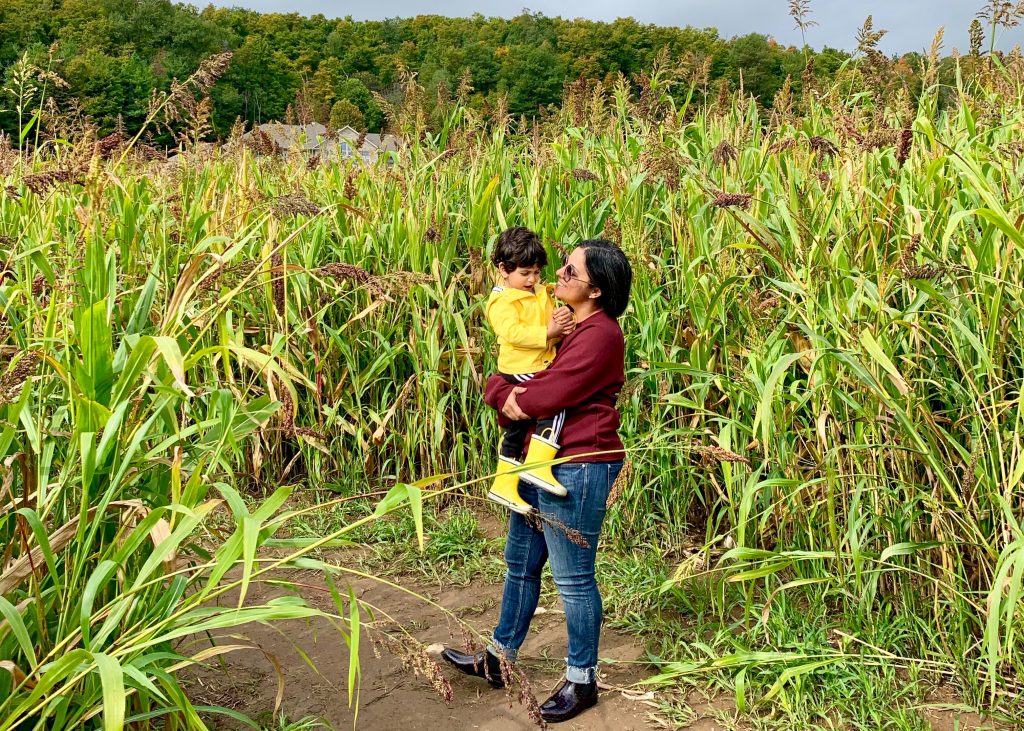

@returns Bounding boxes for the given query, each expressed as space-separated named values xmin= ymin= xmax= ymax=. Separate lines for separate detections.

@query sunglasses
xmin=558 ymin=260 xmax=595 ymax=287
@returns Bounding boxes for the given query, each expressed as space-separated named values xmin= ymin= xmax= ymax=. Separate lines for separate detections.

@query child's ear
xmin=497 ymin=263 xmax=509 ymax=277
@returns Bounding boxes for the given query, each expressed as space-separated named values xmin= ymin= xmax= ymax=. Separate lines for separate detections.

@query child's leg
xmin=533 ymin=409 xmax=566 ymax=445
xmin=500 ymin=421 xmax=531 ymax=460
xmin=499 ymin=373 xmax=536 ymax=460
xmin=521 ymin=409 xmax=568 ymax=497
xmin=488 ymin=374 xmax=536 ymax=515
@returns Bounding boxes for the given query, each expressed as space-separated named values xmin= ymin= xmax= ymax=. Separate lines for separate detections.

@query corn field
xmin=3 ymin=51 xmax=1024 ymax=727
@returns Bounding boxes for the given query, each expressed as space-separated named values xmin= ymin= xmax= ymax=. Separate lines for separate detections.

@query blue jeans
xmin=490 ymin=461 xmax=623 ymax=683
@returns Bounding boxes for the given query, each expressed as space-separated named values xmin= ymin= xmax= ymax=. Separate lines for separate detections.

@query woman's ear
xmin=589 ymin=288 xmax=602 ymax=300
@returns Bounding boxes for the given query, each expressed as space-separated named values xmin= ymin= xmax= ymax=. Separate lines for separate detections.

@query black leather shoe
xmin=440 ymin=647 xmax=505 ymax=688
xmin=539 ymin=679 xmax=598 ymax=723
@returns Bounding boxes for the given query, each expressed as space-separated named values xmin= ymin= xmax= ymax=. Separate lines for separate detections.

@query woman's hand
xmin=502 ymin=386 xmax=530 ymax=420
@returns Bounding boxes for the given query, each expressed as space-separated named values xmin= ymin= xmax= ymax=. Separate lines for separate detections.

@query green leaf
xmin=92 ymin=652 xmax=126 ymax=731
xmin=0 ymin=596 xmax=37 ymax=667
xmin=860 ymin=330 xmax=909 ymax=396
xmin=347 ymin=585 xmax=361 ymax=712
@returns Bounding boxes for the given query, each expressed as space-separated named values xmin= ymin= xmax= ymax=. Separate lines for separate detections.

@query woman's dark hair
xmin=580 ymin=239 xmax=632 ymax=318
xmin=491 ymin=226 xmax=547 ymax=271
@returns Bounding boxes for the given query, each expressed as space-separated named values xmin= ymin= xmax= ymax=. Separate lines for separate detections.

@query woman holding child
xmin=442 ymin=230 xmax=633 ymax=724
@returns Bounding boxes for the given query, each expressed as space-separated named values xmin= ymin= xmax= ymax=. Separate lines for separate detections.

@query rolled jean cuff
xmin=489 ymin=638 xmax=518 ymax=662
xmin=565 ymin=661 xmax=597 ymax=684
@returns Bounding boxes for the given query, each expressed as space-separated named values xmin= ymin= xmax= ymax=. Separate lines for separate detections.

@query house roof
xmin=248 ymin=122 xmax=327 ymax=151
xmin=241 ymin=122 xmax=401 ymax=157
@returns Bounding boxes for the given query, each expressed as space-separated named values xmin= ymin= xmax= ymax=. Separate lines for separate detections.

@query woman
xmin=443 ymin=239 xmax=632 ymax=724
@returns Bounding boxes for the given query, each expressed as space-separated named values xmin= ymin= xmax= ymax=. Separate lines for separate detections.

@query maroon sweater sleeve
xmin=484 ymin=314 xmax=623 ymax=421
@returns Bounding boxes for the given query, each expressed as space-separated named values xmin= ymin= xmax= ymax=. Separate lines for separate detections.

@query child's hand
xmin=553 ymin=306 xmax=576 ymax=336
xmin=546 ymin=316 xmax=565 ymax=340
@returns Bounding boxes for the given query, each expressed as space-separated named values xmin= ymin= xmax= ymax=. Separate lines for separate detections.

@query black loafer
xmin=440 ymin=647 xmax=505 ymax=688
xmin=539 ymin=679 xmax=598 ymax=723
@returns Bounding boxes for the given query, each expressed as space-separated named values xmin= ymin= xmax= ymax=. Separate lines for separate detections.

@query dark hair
xmin=491 ymin=226 xmax=547 ymax=271
xmin=580 ymin=239 xmax=632 ymax=318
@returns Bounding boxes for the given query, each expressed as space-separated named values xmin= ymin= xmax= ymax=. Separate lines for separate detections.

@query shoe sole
xmin=487 ymin=491 xmax=533 ymax=515
xmin=519 ymin=472 xmax=568 ymax=496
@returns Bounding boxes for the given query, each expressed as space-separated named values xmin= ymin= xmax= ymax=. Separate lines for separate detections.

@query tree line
xmin=0 ymin=0 xmax=995 ymax=141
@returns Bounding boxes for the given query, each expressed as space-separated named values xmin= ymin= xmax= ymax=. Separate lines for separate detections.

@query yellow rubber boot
xmin=520 ymin=434 xmax=568 ymax=496
xmin=487 ymin=456 xmax=533 ymax=514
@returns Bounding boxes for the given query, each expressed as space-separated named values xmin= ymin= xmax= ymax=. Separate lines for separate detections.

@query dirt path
xmin=185 ymin=568 xmax=661 ymax=730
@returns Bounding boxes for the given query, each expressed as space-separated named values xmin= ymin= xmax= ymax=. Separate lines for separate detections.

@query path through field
xmin=186 ymin=565 xmax=678 ymax=730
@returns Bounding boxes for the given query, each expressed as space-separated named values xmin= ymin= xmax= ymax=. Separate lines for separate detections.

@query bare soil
xmin=180 ymin=508 xmax=1009 ymax=731
xmin=184 ymin=567 xmax=663 ymax=730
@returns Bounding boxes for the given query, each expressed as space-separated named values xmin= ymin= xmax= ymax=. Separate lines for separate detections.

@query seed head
xmin=271 ymin=193 xmax=320 ymax=218
xmin=570 ymin=168 xmax=599 ymax=182
xmin=712 ymin=191 xmax=752 ymax=209
xmin=0 ymin=351 xmax=41 ymax=405
xmin=712 ymin=140 xmax=739 ymax=166
xmin=808 ymin=135 xmax=839 ymax=158
xmin=606 ymin=460 xmax=633 ymax=507
xmin=23 ymin=168 xmax=86 ymax=196
xmin=270 ymin=252 xmax=285 ymax=316
xmin=896 ymin=128 xmax=913 ymax=166
xmin=372 ymin=631 xmax=455 ymax=706
xmin=697 ymin=444 xmax=751 ymax=466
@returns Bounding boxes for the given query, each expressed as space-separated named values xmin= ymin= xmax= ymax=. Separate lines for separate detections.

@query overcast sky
xmin=202 ymin=1 xmax=1024 ymax=54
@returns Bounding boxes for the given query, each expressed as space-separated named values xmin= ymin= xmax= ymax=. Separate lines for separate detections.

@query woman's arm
xmin=486 ymin=322 xmax=623 ymax=420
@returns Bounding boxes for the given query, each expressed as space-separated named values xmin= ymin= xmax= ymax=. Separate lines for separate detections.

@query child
xmin=485 ymin=227 xmax=575 ymax=514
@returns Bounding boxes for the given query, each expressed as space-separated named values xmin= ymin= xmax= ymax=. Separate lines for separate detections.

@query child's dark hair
xmin=491 ymin=227 xmax=547 ymax=271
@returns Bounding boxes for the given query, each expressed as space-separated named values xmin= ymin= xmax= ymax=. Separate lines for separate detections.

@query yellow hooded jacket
xmin=485 ymin=285 xmax=557 ymax=375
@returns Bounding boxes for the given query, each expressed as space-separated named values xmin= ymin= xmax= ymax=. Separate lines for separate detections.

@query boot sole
xmin=487 ymin=491 xmax=533 ymax=515
xmin=519 ymin=473 xmax=568 ymax=497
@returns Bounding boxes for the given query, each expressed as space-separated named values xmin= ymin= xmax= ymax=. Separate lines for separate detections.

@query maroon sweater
xmin=484 ymin=310 xmax=625 ymax=462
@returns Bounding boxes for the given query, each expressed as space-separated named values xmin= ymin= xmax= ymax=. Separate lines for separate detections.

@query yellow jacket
xmin=486 ymin=285 xmax=557 ymax=374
